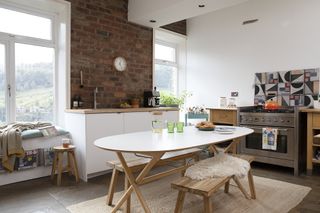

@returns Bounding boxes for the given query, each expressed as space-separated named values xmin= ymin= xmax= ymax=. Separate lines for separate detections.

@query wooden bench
xmin=171 ymin=154 xmax=256 ymax=213
xmin=106 ymin=148 xmax=201 ymax=206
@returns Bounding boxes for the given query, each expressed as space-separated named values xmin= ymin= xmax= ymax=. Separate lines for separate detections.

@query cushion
xmin=22 ymin=126 xmax=69 ymax=140
xmin=185 ymin=153 xmax=250 ymax=180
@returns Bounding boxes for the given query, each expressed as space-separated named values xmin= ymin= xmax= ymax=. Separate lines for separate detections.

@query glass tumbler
xmin=152 ymin=120 xmax=163 ymax=133
xmin=167 ymin=122 xmax=175 ymax=133
xmin=176 ymin=122 xmax=184 ymax=133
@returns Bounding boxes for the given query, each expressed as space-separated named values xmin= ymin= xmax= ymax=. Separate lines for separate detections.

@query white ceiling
xmin=128 ymin=0 xmax=249 ymax=28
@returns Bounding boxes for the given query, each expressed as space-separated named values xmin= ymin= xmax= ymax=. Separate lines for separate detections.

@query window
xmin=0 ymin=44 xmax=5 ymax=123
xmin=0 ymin=7 xmax=52 ymax=40
xmin=15 ymin=43 xmax=54 ymax=122
xmin=154 ymin=42 xmax=178 ymax=95
xmin=0 ymin=5 xmax=56 ymax=124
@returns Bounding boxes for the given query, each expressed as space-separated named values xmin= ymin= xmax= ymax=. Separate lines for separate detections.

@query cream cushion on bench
xmin=185 ymin=153 xmax=250 ymax=180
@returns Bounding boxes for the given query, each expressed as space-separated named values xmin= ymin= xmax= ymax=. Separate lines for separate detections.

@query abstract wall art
xmin=254 ymin=68 xmax=320 ymax=107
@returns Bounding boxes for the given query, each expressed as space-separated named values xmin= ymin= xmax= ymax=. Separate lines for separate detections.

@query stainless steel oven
xmin=239 ymin=125 xmax=294 ymax=160
xmin=238 ymin=106 xmax=301 ymax=175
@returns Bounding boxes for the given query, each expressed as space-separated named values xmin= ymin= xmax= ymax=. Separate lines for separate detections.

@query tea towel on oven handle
xmin=262 ymin=127 xmax=278 ymax=151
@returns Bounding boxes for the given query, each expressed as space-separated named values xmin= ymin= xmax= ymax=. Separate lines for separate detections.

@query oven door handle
xmin=240 ymin=125 xmax=289 ymax=133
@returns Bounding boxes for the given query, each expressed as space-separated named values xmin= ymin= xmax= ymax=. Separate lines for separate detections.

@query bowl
xmin=198 ymin=127 xmax=215 ymax=131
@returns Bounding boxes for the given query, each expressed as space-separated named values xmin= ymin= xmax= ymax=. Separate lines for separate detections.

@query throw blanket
xmin=0 ymin=122 xmax=51 ymax=171
xmin=185 ymin=153 xmax=250 ymax=180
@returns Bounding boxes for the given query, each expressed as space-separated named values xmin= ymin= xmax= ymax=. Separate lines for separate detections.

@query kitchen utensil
xmin=264 ymin=100 xmax=279 ymax=110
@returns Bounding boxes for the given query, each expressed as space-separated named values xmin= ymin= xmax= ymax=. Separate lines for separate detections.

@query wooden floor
xmin=0 ymin=163 xmax=319 ymax=213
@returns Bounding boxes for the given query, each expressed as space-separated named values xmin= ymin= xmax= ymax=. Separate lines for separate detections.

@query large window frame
xmin=0 ymin=2 xmax=59 ymax=124
xmin=154 ymin=39 xmax=179 ymax=96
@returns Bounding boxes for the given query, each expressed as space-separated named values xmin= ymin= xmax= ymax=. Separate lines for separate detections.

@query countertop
xmin=206 ymin=107 xmax=237 ymax=111
xmin=300 ymin=108 xmax=320 ymax=113
xmin=65 ymin=107 xmax=179 ymax=114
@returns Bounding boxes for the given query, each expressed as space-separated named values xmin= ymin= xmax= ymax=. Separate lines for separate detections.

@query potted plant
xmin=160 ymin=91 xmax=192 ymax=109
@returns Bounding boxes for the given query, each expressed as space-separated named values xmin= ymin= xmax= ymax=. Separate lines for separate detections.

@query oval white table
xmin=95 ymin=126 xmax=253 ymax=213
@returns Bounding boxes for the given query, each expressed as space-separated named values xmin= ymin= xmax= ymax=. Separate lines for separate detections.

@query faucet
xmin=94 ymin=87 xmax=98 ymax=109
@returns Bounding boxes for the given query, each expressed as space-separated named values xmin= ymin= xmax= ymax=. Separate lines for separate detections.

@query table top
xmin=94 ymin=126 xmax=253 ymax=153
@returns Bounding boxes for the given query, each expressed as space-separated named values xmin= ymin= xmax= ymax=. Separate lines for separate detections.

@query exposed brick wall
xmin=68 ymin=0 xmax=153 ymax=108
xmin=161 ymin=20 xmax=187 ymax=36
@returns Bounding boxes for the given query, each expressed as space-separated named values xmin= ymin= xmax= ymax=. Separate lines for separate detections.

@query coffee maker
xmin=144 ymin=87 xmax=160 ymax=107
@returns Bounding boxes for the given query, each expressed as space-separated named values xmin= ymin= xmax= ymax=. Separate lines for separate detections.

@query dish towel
xmin=262 ymin=127 xmax=278 ymax=151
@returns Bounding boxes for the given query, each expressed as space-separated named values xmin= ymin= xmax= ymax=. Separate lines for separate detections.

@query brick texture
xmin=161 ymin=20 xmax=187 ymax=36
xmin=68 ymin=0 xmax=153 ymax=108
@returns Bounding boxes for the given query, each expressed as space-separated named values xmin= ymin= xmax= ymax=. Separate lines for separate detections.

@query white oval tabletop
xmin=94 ymin=126 xmax=253 ymax=153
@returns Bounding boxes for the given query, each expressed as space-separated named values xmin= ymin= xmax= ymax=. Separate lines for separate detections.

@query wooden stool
xmin=51 ymin=145 xmax=80 ymax=186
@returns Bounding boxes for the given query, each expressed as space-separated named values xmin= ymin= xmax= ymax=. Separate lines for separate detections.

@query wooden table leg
xmin=125 ymin=176 xmax=131 ymax=213
xmin=107 ymin=168 xmax=119 ymax=205
xmin=248 ymin=169 xmax=256 ymax=199
xmin=233 ymin=176 xmax=251 ymax=200
xmin=111 ymin=152 xmax=164 ymax=213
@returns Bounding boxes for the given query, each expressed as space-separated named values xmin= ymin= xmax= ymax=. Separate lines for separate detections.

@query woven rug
xmin=67 ymin=175 xmax=311 ymax=213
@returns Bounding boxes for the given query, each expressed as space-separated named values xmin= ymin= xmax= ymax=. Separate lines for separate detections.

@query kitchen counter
xmin=206 ymin=107 xmax=237 ymax=111
xmin=299 ymin=108 xmax=320 ymax=175
xmin=65 ymin=107 xmax=179 ymax=114
xmin=64 ymin=107 xmax=179 ymax=180
xmin=300 ymin=108 xmax=320 ymax=113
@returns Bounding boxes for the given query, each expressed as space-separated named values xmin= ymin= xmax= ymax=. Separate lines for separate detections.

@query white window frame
xmin=154 ymin=39 xmax=179 ymax=95
xmin=0 ymin=0 xmax=66 ymax=124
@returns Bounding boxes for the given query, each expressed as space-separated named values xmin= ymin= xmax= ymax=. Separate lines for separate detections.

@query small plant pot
xmin=131 ymin=98 xmax=140 ymax=108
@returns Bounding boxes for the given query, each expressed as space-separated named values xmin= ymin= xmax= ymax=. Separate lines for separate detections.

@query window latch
xmin=7 ymin=84 xmax=11 ymax=97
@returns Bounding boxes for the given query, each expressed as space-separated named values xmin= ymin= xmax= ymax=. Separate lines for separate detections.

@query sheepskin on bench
xmin=185 ymin=153 xmax=250 ymax=180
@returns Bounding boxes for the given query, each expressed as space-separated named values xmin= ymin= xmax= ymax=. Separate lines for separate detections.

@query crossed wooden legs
xmin=110 ymin=152 xmax=165 ymax=213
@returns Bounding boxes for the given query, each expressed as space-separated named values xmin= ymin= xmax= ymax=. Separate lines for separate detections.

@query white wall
xmin=186 ymin=0 xmax=320 ymax=107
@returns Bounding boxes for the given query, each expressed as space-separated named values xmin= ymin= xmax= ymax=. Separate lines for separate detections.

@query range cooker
xmin=237 ymin=106 xmax=302 ymax=175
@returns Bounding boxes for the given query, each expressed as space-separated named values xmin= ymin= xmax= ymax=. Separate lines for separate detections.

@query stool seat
xmin=51 ymin=145 xmax=79 ymax=186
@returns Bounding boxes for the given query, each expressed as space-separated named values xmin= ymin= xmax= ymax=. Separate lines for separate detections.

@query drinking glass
xmin=176 ymin=122 xmax=184 ymax=133
xmin=167 ymin=122 xmax=175 ymax=133
xmin=152 ymin=120 xmax=163 ymax=133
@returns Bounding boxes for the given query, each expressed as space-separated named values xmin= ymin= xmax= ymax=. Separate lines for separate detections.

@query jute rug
xmin=67 ymin=175 xmax=311 ymax=213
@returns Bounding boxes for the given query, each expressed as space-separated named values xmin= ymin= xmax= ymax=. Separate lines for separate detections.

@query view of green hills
xmin=0 ymin=63 xmax=53 ymax=123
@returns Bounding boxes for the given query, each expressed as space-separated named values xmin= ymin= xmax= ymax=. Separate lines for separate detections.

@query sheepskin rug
xmin=185 ymin=153 xmax=250 ymax=180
